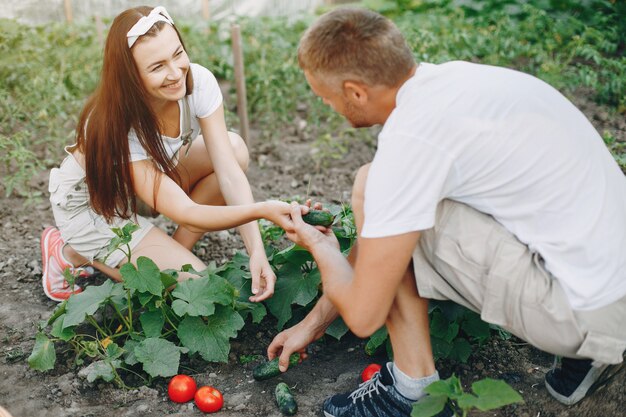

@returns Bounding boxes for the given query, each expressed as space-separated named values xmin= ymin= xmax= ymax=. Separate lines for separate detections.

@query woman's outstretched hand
xmin=248 ymin=251 xmax=276 ymax=302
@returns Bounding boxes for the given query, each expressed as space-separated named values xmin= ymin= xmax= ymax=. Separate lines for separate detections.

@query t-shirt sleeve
xmin=361 ymin=133 xmax=455 ymax=238
xmin=128 ymin=129 xmax=149 ymax=162
xmin=190 ymin=63 xmax=223 ymax=119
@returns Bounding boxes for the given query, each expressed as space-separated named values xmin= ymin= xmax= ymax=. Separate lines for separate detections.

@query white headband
xmin=127 ymin=6 xmax=175 ymax=48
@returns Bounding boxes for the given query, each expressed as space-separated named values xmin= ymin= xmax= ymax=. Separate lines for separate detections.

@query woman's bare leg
xmin=171 ymin=132 xmax=249 ymax=250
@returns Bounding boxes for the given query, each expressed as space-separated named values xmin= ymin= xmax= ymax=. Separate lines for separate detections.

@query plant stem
xmin=86 ymin=316 xmax=108 ymax=338
xmin=111 ymin=301 xmax=131 ymax=330
xmin=126 ymin=289 xmax=134 ymax=333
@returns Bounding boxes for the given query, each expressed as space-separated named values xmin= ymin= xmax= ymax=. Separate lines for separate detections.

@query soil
xmin=1 ymin=90 xmax=625 ymax=417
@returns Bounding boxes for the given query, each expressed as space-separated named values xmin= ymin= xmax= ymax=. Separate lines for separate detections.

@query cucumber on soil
xmin=253 ymin=353 xmax=300 ymax=381
xmin=275 ymin=382 xmax=298 ymax=415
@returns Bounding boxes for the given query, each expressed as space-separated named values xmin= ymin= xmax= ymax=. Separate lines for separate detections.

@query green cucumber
xmin=302 ymin=209 xmax=335 ymax=227
xmin=253 ymin=353 xmax=300 ymax=381
xmin=275 ymin=382 xmax=298 ymax=416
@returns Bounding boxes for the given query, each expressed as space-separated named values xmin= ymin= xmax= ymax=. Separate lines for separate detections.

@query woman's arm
xmin=130 ymin=159 xmax=292 ymax=233
xmin=196 ymin=104 xmax=266 ymax=257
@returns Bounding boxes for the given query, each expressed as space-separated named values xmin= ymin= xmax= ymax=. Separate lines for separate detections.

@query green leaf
xmin=234 ymin=300 xmax=267 ymax=324
xmin=424 ymin=379 xmax=456 ymax=397
xmin=105 ymin=342 xmax=124 ymax=360
xmin=79 ymin=359 xmax=121 ymax=383
xmin=64 ymin=280 xmax=125 ymax=328
xmin=449 ymin=338 xmax=472 ymax=363
xmin=120 ymin=256 xmax=164 ymax=296
xmin=139 ymin=309 xmax=165 ymax=338
xmin=171 ymin=275 xmax=235 ymax=317
xmin=470 ymin=378 xmax=524 ymax=410
xmin=123 ymin=339 xmax=141 ymax=366
xmin=137 ymin=291 xmax=154 ymax=307
xmin=50 ymin=314 xmax=75 ymax=341
xmin=177 ymin=306 xmax=244 ymax=362
xmin=273 ymin=244 xmax=314 ymax=265
xmin=411 ymin=394 xmax=448 ymax=417
xmin=456 ymin=392 xmax=479 ymax=410
xmin=134 ymin=338 xmax=187 ymax=378
xmin=160 ymin=270 xmax=179 ymax=289
xmin=462 ymin=312 xmax=491 ymax=342
xmin=28 ymin=333 xmax=56 ymax=371
xmin=431 ymin=311 xmax=459 ymax=343
xmin=46 ymin=301 xmax=67 ymax=326
xmin=265 ymin=262 xmax=320 ymax=329
xmin=365 ymin=326 xmax=388 ymax=356
xmin=122 ymin=222 xmax=140 ymax=236
xmin=325 ymin=316 xmax=349 ymax=340
xmin=430 ymin=336 xmax=452 ymax=360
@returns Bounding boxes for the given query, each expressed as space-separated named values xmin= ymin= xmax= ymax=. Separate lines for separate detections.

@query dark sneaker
xmin=323 ymin=363 xmax=452 ymax=417
xmin=545 ymin=357 xmax=624 ymax=405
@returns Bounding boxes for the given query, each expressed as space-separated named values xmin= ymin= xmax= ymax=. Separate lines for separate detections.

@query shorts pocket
xmin=48 ymin=172 xmax=89 ymax=212
xmin=481 ymin=239 xmax=535 ymax=329
xmin=48 ymin=168 xmax=64 ymax=206
xmin=577 ymin=331 xmax=626 ymax=365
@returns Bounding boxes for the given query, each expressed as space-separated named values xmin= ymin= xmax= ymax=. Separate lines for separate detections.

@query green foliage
xmin=412 ymin=375 xmax=524 ymax=416
xmin=30 ymin=223 xmax=246 ymax=386
xmin=365 ymin=301 xmax=492 ymax=364
xmin=1 ymin=5 xmax=623 ymax=197
xmin=364 ymin=0 xmax=625 ymax=110
xmin=603 ymin=130 xmax=626 ymax=173
xmin=30 ymin=206 xmax=355 ymax=386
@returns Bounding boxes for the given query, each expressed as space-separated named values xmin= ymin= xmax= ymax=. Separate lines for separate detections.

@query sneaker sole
xmin=40 ymin=227 xmax=79 ymax=302
xmin=545 ymin=361 xmax=625 ymax=406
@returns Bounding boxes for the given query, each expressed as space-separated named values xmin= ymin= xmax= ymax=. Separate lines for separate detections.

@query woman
xmin=41 ymin=6 xmax=293 ymax=302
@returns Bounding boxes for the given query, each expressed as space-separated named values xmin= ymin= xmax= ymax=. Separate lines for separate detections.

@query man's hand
xmin=267 ymin=320 xmax=324 ymax=372
xmin=285 ymin=202 xmax=340 ymax=253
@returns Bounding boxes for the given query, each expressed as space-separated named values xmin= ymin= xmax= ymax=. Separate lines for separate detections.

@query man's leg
xmin=322 ymin=165 xmax=449 ymax=417
xmin=416 ymin=199 xmax=626 ymax=406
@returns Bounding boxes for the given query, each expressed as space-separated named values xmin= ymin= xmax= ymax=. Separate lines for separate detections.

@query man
xmin=268 ymin=7 xmax=626 ymax=417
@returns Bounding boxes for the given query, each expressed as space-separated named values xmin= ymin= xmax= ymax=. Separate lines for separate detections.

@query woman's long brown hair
xmin=75 ymin=6 xmax=193 ymax=222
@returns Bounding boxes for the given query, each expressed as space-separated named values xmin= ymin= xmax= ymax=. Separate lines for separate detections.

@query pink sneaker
xmin=40 ymin=226 xmax=88 ymax=301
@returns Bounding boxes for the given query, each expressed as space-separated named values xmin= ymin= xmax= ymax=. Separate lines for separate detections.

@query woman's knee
xmin=228 ymin=131 xmax=249 ymax=172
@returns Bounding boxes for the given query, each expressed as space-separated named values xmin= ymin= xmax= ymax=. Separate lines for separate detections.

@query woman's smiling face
xmin=132 ymin=24 xmax=190 ymax=106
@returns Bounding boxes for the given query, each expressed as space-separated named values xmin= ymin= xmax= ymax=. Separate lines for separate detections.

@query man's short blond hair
xmin=298 ymin=8 xmax=415 ymax=87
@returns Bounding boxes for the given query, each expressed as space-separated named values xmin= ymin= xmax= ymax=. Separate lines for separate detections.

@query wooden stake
xmin=231 ymin=23 xmax=251 ymax=145
xmin=202 ymin=0 xmax=210 ymax=20
xmin=64 ymin=0 xmax=73 ymax=24
xmin=95 ymin=15 xmax=104 ymax=48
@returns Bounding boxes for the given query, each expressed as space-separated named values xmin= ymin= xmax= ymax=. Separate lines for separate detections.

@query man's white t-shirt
xmin=128 ymin=63 xmax=223 ymax=162
xmin=362 ymin=61 xmax=626 ymax=311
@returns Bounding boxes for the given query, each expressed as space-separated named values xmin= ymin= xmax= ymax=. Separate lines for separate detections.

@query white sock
xmin=391 ymin=362 xmax=440 ymax=401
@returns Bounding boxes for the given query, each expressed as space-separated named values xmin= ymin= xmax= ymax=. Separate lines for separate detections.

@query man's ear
xmin=343 ymin=80 xmax=368 ymax=105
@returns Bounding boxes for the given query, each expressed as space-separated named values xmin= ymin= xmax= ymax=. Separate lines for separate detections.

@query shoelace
xmin=348 ymin=372 xmax=388 ymax=403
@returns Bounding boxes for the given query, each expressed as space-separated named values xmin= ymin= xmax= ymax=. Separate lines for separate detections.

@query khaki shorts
xmin=413 ymin=199 xmax=626 ymax=365
xmin=49 ymin=155 xmax=154 ymax=268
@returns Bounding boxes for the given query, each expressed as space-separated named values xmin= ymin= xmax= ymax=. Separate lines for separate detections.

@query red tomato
xmin=168 ymin=374 xmax=197 ymax=403
xmin=194 ymin=386 xmax=224 ymax=413
xmin=361 ymin=363 xmax=382 ymax=382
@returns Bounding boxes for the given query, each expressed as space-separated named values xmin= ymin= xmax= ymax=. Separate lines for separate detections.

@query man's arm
xmin=312 ymin=232 xmax=420 ymax=337
xmin=286 ymin=203 xmax=421 ymax=337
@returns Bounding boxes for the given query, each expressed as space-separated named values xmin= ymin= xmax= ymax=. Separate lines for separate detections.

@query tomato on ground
xmin=195 ymin=386 xmax=224 ymax=413
xmin=168 ymin=374 xmax=197 ymax=403
xmin=361 ymin=363 xmax=382 ymax=382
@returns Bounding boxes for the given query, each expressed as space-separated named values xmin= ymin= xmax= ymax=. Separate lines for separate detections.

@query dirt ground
xmin=0 ymin=90 xmax=625 ymax=417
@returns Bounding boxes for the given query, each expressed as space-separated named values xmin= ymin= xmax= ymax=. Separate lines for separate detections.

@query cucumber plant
xmin=412 ymin=375 xmax=524 ymax=417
